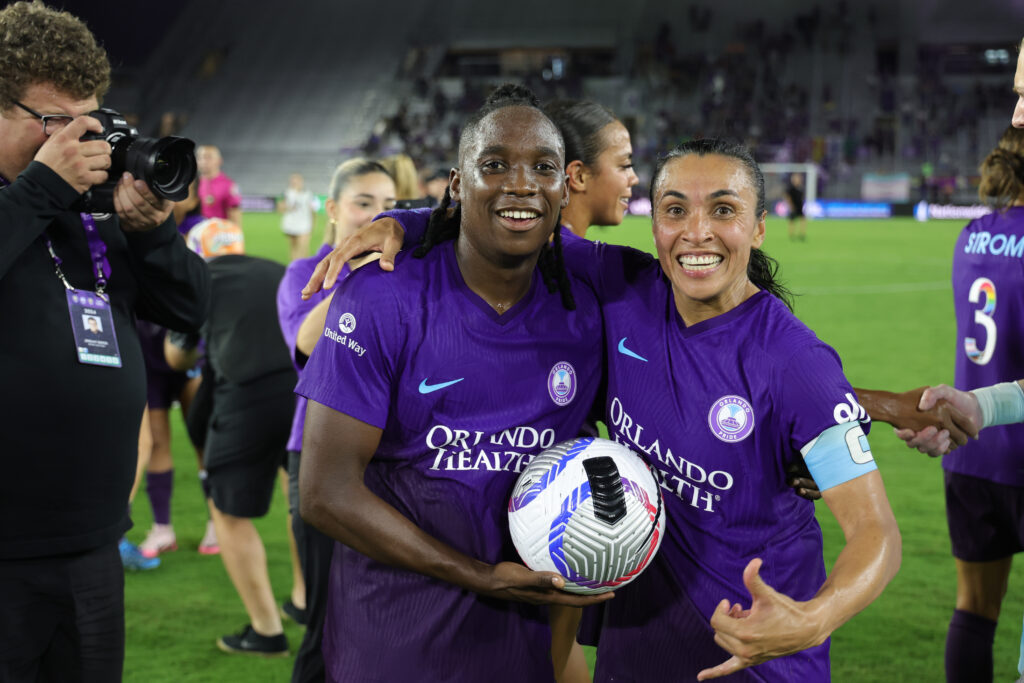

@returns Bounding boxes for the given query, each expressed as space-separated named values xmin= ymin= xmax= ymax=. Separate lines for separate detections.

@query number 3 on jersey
xmin=964 ymin=277 xmax=996 ymax=365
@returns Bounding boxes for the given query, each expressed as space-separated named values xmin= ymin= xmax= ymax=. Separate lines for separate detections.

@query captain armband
xmin=800 ymin=422 xmax=878 ymax=492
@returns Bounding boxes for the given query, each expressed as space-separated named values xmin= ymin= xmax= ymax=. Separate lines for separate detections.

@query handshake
xmin=893 ymin=381 xmax=1024 ymax=456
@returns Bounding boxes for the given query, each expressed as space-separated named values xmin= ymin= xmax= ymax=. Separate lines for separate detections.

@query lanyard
xmin=0 ymin=173 xmax=112 ymax=299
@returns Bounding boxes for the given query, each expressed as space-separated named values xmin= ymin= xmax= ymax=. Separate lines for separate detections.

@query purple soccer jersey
xmin=176 ymin=212 xmax=205 ymax=238
xmin=947 ymin=207 xmax=1024 ymax=486
xmin=276 ymin=243 xmax=348 ymax=453
xmin=295 ymin=240 xmax=602 ymax=682
xmin=561 ymin=236 xmax=873 ymax=682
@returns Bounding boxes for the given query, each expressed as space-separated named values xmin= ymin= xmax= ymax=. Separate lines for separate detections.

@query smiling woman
xmin=563 ymin=139 xmax=901 ymax=681
xmin=651 ymin=138 xmax=792 ymax=325
xmin=414 ymin=85 xmax=574 ymax=311
xmin=294 ymin=84 xmax=610 ymax=683
xmin=544 ymin=99 xmax=640 ymax=237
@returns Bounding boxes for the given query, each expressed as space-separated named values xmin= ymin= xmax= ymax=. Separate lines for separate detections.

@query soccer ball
xmin=186 ymin=218 xmax=244 ymax=259
xmin=507 ymin=437 xmax=665 ymax=594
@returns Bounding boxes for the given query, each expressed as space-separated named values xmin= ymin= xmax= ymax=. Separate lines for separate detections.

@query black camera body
xmin=75 ymin=108 xmax=197 ymax=214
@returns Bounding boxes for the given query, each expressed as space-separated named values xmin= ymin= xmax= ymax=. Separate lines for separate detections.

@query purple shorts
xmin=945 ymin=470 xmax=1024 ymax=562
xmin=145 ymin=368 xmax=188 ymax=411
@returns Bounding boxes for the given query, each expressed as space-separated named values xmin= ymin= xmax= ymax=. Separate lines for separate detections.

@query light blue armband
xmin=974 ymin=381 xmax=1024 ymax=428
xmin=800 ymin=422 xmax=878 ymax=492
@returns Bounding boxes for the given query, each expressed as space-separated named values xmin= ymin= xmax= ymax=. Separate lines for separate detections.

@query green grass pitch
xmin=122 ymin=212 xmax=1024 ymax=681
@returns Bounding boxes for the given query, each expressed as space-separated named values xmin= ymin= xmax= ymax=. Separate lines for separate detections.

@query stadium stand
xmin=92 ymin=0 xmax=1020 ymax=202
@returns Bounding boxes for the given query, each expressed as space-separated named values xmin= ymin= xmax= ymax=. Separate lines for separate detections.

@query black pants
xmin=0 ymin=542 xmax=124 ymax=683
xmin=288 ymin=450 xmax=335 ymax=683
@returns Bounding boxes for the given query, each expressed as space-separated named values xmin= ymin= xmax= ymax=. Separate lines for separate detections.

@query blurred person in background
xmin=544 ymin=99 xmax=639 ymax=240
xmin=277 ymin=158 xmax=396 ymax=683
xmin=279 ymin=172 xmax=316 ymax=262
xmin=120 ymin=407 xmax=162 ymax=571
xmin=197 ymin=144 xmax=242 ymax=226
xmin=0 ymin=2 xmax=209 ymax=679
xmin=422 ymin=166 xmax=450 ymax=206
xmin=1012 ymin=38 xmax=1024 ymax=130
xmin=380 ymin=153 xmax=422 ymax=201
xmin=138 ymin=180 xmax=220 ymax=560
xmin=785 ymin=172 xmax=807 ymax=241
xmin=166 ymin=218 xmax=296 ymax=657
xmin=895 ymin=125 xmax=1024 ymax=683
xmin=124 ymin=182 xmax=209 ymax=570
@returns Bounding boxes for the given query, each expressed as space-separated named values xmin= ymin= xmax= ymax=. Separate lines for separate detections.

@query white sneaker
xmin=199 ymin=519 xmax=220 ymax=555
xmin=139 ymin=523 xmax=177 ymax=558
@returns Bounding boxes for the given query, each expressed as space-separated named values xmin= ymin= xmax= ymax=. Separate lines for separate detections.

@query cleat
xmin=139 ymin=523 xmax=177 ymax=558
xmin=216 ymin=625 xmax=288 ymax=657
xmin=280 ymin=599 xmax=308 ymax=627
xmin=198 ymin=519 xmax=220 ymax=555
xmin=119 ymin=539 xmax=161 ymax=571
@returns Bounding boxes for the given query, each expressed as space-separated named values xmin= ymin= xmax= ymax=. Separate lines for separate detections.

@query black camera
xmin=75 ymin=108 xmax=197 ymax=214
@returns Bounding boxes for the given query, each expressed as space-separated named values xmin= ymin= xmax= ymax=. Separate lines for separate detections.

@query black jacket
xmin=0 ymin=161 xmax=210 ymax=559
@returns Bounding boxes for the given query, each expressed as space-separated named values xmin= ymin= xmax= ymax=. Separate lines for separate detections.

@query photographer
xmin=0 ymin=3 xmax=209 ymax=681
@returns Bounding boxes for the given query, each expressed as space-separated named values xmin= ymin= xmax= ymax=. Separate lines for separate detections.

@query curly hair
xmin=0 ymin=1 xmax=110 ymax=109
xmin=978 ymin=126 xmax=1024 ymax=210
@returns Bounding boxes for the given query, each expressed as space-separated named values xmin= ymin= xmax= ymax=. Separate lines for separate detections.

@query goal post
xmin=761 ymin=163 xmax=818 ymax=218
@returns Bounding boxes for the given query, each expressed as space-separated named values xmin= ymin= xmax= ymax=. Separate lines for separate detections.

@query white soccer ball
xmin=508 ymin=437 xmax=665 ymax=594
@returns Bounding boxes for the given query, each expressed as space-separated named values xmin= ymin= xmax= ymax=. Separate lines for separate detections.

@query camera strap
xmin=0 ymin=173 xmax=111 ymax=299
xmin=0 ymin=173 xmax=122 ymax=367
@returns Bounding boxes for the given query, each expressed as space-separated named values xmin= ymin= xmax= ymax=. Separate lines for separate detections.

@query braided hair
xmin=650 ymin=138 xmax=795 ymax=311
xmin=413 ymin=83 xmax=576 ymax=310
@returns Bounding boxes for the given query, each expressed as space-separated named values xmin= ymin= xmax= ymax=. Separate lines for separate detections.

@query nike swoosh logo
xmin=418 ymin=378 xmax=465 ymax=394
xmin=617 ymin=337 xmax=648 ymax=362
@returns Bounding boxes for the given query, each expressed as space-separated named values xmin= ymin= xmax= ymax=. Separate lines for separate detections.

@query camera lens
xmin=125 ymin=136 xmax=197 ymax=201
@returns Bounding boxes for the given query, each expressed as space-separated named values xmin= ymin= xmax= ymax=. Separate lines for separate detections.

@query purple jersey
xmin=946 ymin=207 xmax=1024 ymax=486
xmin=562 ymin=236 xmax=872 ymax=682
xmin=276 ymin=243 xmax=347 ymax=453
xmin=295 ymin=240 xmax=603 ymax=682
xmin=176 ymin=212 xmax=205 ymax=238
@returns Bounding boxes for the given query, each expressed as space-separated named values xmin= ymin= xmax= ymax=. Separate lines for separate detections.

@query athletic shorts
xmin=208 ymin=449 xmax=285 ymax=519
xmin=0 ymin=542 xmax=124 ymax=682
xmin=145 ymin=368 xmax=188 ymax=411
xmin=205 ymin=374 xmax=294 ymax=519
xmin=945 ymin=470 xmax=1024 ymax=562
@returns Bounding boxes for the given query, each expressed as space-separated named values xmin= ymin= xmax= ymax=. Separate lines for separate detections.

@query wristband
xmin=974 ymin=381 xmax=1024 ymax=428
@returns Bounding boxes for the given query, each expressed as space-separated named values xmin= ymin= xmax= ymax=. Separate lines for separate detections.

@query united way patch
xmin=548 ymin=362 xmax=577 ymax=406
xmin=338 ymin=312 xmax=356 ymax=334
xmin=708 ymin=395 xmax=754 ymax=443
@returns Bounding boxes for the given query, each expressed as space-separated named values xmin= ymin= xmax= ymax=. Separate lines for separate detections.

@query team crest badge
xmin=708 ymin=395 xmax=754 ymax=443
xmin=547 ymin=362 xmax=577 ymax=406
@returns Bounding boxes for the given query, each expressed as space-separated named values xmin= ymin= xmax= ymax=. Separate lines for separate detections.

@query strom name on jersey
xmin=963 ymin=231 xmax=1024 ymax=259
